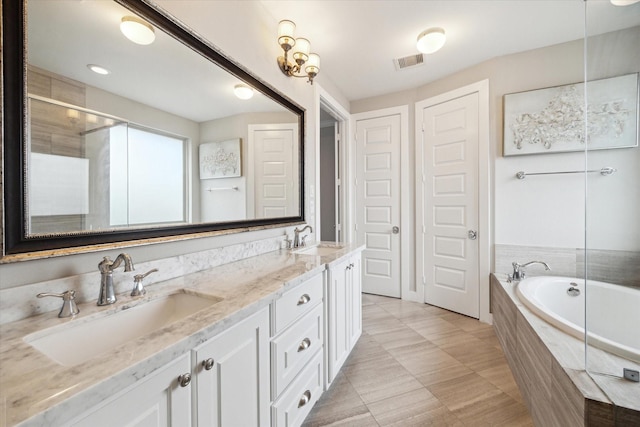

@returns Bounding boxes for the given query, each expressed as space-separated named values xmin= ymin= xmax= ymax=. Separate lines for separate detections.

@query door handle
xmin=468 ymin=230 xmax=477 ymax=240
xmin=392 ymin=226 xmax=399 ymax=234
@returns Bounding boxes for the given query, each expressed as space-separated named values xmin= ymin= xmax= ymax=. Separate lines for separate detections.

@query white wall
xmin=494 ymin=28 xmax=640 ymax=252
xmin=0 ymin=1 xmax=345 ymax=289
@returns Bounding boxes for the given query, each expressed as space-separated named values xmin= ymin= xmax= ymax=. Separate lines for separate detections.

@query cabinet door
xmin=349 ymin=254 xmax=362 ymax=347
xmin=68 ymin=353 xmax=191 ymax=427
xmin=327 ymin=257 xmax=350 ymax=384
xmin=193 ymin=307 xmax=270 ymax=427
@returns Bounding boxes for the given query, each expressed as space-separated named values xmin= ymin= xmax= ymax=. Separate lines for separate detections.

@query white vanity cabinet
xmin=192 ymin=307 xmax=271 ymax=427
xmin=326 ymin=252 xmax=362 ymax=385
xmin=67 ymin=353 xmax=192 ymax=427
xmin=270 ymin=273 xmax=324 ymax=427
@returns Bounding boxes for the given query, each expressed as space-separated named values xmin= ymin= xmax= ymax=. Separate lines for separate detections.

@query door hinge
xmin=422 ymin=276 xmax=426 ymax=285
xmin=355 ymin=223 xmax=358 ymax=231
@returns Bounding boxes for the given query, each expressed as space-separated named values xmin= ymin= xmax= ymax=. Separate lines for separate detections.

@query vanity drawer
xmin=271 ymin=350 xmax=323 ymax=427
xmin=273 ymin=273 xmax=323 ymax=335
xmin=271 ymin=303 xmax=323 ymax=398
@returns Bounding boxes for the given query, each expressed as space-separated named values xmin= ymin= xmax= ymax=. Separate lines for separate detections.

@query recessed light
xmin=234 ymin=84 xmax=254 ymax=100
xmin=120 ymin=16 xmax=156 ymax=45
xmin=87 ymin=64 xmax=110 ymax=75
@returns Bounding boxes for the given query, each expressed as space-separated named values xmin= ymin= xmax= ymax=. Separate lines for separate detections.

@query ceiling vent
xmin=393 ymin=53 xmax=424 ymax=71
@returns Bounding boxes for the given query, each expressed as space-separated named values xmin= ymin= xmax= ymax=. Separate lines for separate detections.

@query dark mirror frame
xmin=2 ymin=0 xmax=305 ymax=258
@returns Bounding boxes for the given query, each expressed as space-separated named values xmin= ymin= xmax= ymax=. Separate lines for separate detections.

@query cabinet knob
xmin=202 ymin=358 xmax=215 ymax=371
xmin=297 ymin=338 xmax=311 ymax=352
xmin=178 ymin=373 xmax=191 ymax=387
xmin=298 ymin=390 xmax=311 ymax=408
xmin=297 ymin=294 xmax=311 ymax=305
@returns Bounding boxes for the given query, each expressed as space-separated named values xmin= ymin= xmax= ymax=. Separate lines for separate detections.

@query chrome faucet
xmin=37 ymin=290 xmax=80 ymax=318
xmin=293 ymin=225 xmax=313 ymax=248
xmin=510 ymin=261 xmax=550 ymax=282
xmin=98 ymin=253 xmax=134 ymax=306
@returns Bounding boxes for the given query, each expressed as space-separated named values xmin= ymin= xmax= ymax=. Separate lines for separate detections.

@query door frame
xmin=351 ymin=106 xmax=412 ymax=301
xmin=415 ymin=79 xmax=491 ymax=323
xmin=315 ymin=85 xmax=351 ymax=243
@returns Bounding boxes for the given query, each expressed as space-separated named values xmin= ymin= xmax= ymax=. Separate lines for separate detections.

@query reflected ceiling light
xmin=87 ymin=64 xmax=110 ymax=75
xmin=234 ymin=84 xmax=254 ymax=100
xmin=66 ymin=109 xmax=79 ymax=125
xmin=610 ymin=0 xmax=639 ymax=5
xmin=276 ymin=19 xmax=320 ymax=84
xmin=120 ymin=16 xmax=156 ymax=45
xmin=416 ymin=27 xmax=446 ymax=54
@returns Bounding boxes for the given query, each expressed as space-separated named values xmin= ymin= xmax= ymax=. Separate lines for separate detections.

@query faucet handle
xmin=37 ymin=290 xmax=79 ymax=318
xmin=131 ymin=268 xmax=158 ymax=297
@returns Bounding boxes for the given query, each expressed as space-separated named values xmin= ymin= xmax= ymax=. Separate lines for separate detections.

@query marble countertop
xmin=0 ymin=243 xmax=363 ymax=427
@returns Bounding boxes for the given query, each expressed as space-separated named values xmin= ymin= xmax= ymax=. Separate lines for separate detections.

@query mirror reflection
xmin=26 ymin=0 xmax=301 ymax=237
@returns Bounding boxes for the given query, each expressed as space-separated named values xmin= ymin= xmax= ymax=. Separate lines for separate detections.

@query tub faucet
xmin=98 ymin=253 xmax=134 ymax=306
xmin=293 ymin=225 xmax=313 ymax=248
xmin=510 ymin=261 xmax=550 ymax=282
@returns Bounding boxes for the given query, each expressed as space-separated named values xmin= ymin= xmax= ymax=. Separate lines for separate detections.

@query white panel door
xmin=419 ymin=93 xmax=479 ymax=318
xmin=250 ymin=124 xmax=298 ymax=218
xmin=355 ymin=115 xmax=401 ymax=297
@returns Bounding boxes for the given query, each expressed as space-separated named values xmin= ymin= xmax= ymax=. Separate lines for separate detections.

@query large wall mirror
xmin=2 ymin=0 xmax=305 ymax=259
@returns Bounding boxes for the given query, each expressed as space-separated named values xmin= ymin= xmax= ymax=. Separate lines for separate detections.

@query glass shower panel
xmin=584 ymin=0 xmax=640 ymax=381
xmin=27 ymin=97 xmax=129 ymax=234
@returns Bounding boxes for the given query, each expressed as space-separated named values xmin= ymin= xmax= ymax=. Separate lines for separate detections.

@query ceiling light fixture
xmin=416 ymin=27 xmax=446 ymax=54
xmin=66 ymin=109 xmax=79 ymax=125
xmin=610 ymin=0 xmax=640 ymax=4
xmin=234 ymin=84 xmax=254 ymax=100
xmin=120 ymin=16 xmax=156 ymax=45
xmin=276 ymin=19 xmax=320 ymax=84
xmin=87 ymin=64 xmax=110 ymax=75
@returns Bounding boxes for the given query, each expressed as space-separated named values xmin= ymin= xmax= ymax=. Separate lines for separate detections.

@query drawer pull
xmin=297 ymin=338 xmax=311 ymax=352
xmin=202 ymin=358 xmax=215 ymax=371
xmin=298 ymin=390 xmax=311 ymax=408
xmin=297 ymin=294 xmax=311 ymax=305
xmin=178 ymin=373 xmax=191 ymax=387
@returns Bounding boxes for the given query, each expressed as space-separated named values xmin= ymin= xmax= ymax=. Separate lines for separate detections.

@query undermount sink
xmin=24 ymin=291 xmax=222 ymax=367
xmin=293 ymin=244 xmax=345 ymax=256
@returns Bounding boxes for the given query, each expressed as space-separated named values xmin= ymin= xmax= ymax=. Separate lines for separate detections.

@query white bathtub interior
xmin=516 ymin=276 xmax=640 ymax=364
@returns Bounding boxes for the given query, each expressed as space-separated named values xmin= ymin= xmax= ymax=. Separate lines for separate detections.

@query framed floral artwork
xmin=199 ymin=138 xmax=242 ymax=179
xmin=503 ymin=73 xmax=638 ymax=156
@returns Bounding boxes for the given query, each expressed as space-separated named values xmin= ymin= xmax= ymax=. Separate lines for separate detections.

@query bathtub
xmin=516 ymin=276 xmax=640 ymax=363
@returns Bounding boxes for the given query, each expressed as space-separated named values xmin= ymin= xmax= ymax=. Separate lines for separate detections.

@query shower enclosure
xmin=27 ymin=96 xmax=189 ymax=235
xmin=584 ymin=0 xmax=640 ymax=408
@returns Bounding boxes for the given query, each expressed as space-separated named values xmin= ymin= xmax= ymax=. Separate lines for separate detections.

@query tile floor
xmin=303 ymin=294 xmax=534 ymax=426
